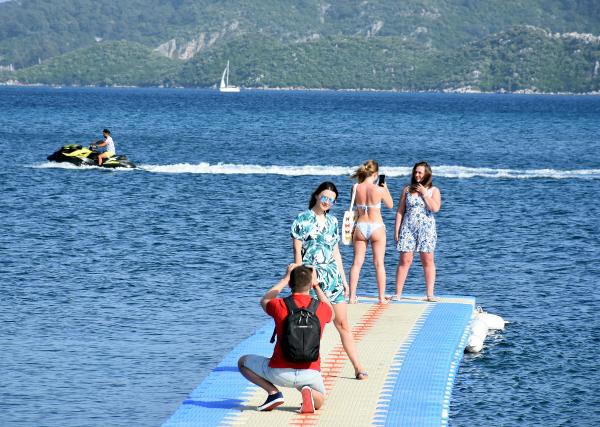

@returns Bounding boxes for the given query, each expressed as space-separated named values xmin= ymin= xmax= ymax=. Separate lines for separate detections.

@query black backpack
xmin=270 ymin=296 xmax=321 ymax=363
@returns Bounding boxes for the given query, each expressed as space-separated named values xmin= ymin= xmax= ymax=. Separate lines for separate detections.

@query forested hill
xmin=1 ymin=0 xmax=599 ymax=92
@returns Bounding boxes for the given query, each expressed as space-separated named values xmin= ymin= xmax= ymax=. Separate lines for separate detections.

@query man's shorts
xmin=242 ymin=354 xmax=326 ymax=395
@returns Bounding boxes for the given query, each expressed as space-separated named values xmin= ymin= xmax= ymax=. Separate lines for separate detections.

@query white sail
xmin=219 ymin=60 xmax=240 ymax=92
xmin=220 ymin=63 xmax=228 ymax=89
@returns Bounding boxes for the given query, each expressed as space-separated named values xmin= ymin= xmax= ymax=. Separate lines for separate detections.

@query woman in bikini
xmin=291 ymin=181 xmax=368 ymax=380
xmin=348 ymin=160 xmax=393 ymax=304
xmin=394 ymin=161 xmax=442 ymax=302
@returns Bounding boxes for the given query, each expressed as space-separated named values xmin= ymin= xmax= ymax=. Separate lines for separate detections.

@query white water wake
xmin=33 ymin=162 xmax=134 ymax=171
xmin=34 ymin=161 xmax=600 ymax=179
xmin=140 ymin=163 xmax=600 ymax=179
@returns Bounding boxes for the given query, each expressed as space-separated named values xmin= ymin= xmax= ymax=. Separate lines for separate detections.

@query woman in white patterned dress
xmin=291 ymin=181 xmax=368 ymax=380
xmin=393 ymin=162 xmax=442 ymax=301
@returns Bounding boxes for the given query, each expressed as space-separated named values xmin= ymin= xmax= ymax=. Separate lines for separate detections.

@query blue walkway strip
xmin=162 ymin=322 xmax=274 ymax=426
xmin=375 ymin=302 xmax=473 ymax=426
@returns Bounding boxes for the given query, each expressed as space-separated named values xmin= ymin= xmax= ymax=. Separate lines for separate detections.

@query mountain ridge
xmin=1 ymin=1 xmax=599 ymax=92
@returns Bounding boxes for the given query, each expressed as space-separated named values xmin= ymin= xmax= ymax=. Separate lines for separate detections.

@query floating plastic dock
xmin=163 ymin=295 xmax=475 ymax=426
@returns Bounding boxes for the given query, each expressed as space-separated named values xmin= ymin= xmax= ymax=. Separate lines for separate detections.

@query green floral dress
xmin=291 ymin=209 xmax=345 ymax=304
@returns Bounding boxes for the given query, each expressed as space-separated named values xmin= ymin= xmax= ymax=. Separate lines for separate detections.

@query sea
xmin=1 ymin=87 xmax=599 ymax=427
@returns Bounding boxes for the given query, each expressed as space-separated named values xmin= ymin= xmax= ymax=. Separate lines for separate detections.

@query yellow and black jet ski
xmin=47 ymin=144 xmax=136 ymax=169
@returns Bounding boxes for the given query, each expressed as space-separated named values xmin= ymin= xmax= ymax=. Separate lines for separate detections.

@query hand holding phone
xmin=378 ymin=174 xmax=386 ymax=186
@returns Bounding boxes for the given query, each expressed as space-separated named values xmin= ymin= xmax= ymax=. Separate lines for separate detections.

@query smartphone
xmin=378 ymin=174 xmax=386 ymax=186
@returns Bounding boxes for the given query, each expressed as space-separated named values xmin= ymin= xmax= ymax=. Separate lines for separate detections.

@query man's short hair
xmin=289 ymin=265 xmax=313 ymax=292
xmin=103 ymin=129 xmax=111 ymax=135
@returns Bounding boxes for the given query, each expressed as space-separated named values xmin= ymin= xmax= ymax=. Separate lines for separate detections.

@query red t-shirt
xmin=266 ymin=294 xmax=333 ymax=370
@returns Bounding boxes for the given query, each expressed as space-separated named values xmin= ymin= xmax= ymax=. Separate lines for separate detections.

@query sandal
xmin=426 ymin=295 xmax=440 ymax=302
xmin=355 ymin=371 xmax=369 ymax=380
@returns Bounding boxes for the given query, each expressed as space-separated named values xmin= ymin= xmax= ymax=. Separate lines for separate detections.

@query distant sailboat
xmin=219 ymin=61 xmax=240 ymax=93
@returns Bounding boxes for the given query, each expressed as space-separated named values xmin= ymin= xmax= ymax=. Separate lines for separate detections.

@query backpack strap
xmin=349 ymin=183 xmax=357 ymax=211
xmin=270 ymin=296 xmax=298 ymax=344
xmin=306 ymin=298 xmax=320 ymax=315
xmin=285 ymin=295 xmax=318 ymax=314
xmin=283 ymin=295 xmax=298 ymax=314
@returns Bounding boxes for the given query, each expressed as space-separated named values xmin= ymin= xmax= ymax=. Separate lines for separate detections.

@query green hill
xmin=149 ymin=26 xmax=600 ymax=92
xmin=176 ymin=35 xmax=430 ymax=89
xmin=6 ymin=41 xmax=181 ymax=86
xmin=0 ymin=1 xmax=599 ymax=91
xmin=1 ymin=0 xmax=599 ymax=69
xmin=431 ymin=26 xmax=600 ymax=93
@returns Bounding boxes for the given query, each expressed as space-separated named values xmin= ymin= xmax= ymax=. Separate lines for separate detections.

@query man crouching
xmin=238 ymin=264 xmax=333 ymax=413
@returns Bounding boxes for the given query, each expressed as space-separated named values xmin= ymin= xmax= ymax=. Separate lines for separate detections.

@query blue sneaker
xmin=257 ymin=391 xmax=284 ymax=411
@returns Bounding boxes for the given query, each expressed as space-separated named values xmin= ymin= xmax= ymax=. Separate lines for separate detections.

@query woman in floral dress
xmin=291 ymin=181 xmax=367 ymax=380
xmin=393 ymin=162 xmax=442 ymax=302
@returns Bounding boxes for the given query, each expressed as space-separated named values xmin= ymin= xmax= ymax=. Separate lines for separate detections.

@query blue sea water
xmin=1 ymin=87 xmax=599 ymax=426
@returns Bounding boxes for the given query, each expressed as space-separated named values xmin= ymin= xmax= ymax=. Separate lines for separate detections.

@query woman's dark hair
xmin=309 ymin=181 xmax=339 ymax=212
xmin=410 ymin=161 xmax=433 ymax=188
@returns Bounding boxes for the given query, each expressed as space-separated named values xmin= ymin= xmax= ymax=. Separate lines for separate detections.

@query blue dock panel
xmin=162 ymin=323 xmax=275 ymax=426
xmin=374 ymin=303 xmax=472 ymax=426
xmin=164 ymin=298 xmax=474 ymax=426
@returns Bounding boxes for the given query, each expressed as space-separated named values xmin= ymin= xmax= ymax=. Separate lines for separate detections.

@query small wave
xmin=34 ymin=162 xmax=84 ymax=170
xmin=139 ymin=163 xmax=600 ymax=179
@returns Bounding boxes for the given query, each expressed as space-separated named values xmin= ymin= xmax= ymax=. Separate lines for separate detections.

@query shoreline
xmin=1 ymin=79 xmax=599 ymax=96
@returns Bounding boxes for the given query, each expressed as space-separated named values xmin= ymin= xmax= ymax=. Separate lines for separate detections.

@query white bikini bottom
xmin=355 ymin=222 xmax=385 ymax=240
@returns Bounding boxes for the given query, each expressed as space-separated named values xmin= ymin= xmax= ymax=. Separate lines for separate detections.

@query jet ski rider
xmin=91 ymin=129 xmax=116 ymax=166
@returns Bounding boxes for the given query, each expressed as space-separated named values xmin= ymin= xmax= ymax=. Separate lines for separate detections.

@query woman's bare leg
xmin=394 ymin=252 xmax=413 ymax=298
xmin=420 ymin=252 xmax=436 ymax=299
xmin=349 ymin=236 xmax=368 ymax=304
xmin=370 ymin=228 xmax=388 ymax=303
xmin=332 ymin=302 xmax=366 ymax=379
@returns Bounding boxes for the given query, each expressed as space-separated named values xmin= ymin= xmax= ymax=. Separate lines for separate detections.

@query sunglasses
xmin=319 ymin=195 xmax=336 ymax=205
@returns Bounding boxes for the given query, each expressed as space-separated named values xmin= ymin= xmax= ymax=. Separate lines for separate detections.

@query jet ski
xmin=47 ymin=144 xmax=136 ymax=169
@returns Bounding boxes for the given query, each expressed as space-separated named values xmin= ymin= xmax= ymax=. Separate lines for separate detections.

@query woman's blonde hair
xmin=351 ymin=160 xmax=379 ymax=183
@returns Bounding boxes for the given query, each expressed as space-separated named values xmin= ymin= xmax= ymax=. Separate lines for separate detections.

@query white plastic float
xmin=465 ymin=306 xmax=506 ymax=353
